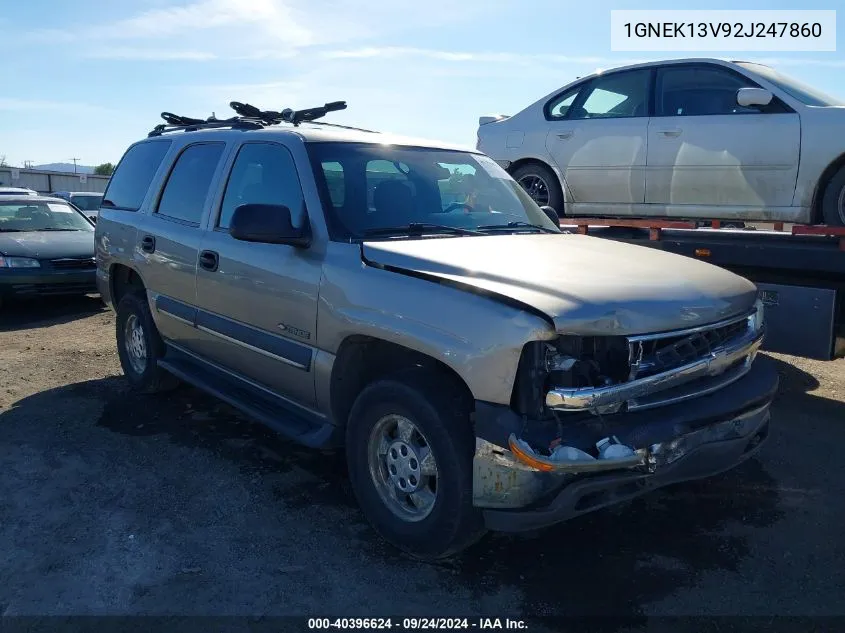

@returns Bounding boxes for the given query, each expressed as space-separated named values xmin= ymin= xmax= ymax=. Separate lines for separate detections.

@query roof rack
xmin=148 ymin=100 xmax=376 ymax=137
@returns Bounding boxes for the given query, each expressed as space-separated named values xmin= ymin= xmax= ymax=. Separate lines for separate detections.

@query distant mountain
xmin=33 ymin=163 xmax=95 ymax=174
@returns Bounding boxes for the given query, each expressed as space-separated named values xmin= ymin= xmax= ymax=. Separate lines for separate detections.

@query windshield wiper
xmin=0 ymin=228 xmax=27 ymax=232
xmin=35 ymin=228 xmax=82 ymax=232
xmin=363 ymin=223 xmax=483 ymax=238
xmin=476 ymin=221 xmax=559 ymax=234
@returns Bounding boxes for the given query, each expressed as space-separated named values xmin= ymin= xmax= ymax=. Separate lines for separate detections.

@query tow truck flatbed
xmin=559 ymin=218 xmax=845 ymax=360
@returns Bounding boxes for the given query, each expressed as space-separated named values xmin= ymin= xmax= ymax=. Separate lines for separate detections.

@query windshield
xmin=0 ymin=201 xmax=94 ymax=232
xmin=70 ymin=194 xmax=104 ymax=211
xmin=738 ymin=63 xmax=844 ymax=107
xmin=306 ymin=143 xmax=560 ymax=240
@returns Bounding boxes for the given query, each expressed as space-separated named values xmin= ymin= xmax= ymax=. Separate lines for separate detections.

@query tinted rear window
xmin=102 ymin=141 xmax=172 ymax=211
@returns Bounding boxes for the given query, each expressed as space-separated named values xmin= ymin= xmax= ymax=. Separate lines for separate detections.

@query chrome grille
xmin=629 ymin=313 xmax=752 ymax=381
xmin=48 ymin=257 xmax=96 ymax=270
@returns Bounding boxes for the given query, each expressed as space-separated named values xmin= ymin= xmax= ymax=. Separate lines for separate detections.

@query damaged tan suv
xmin=96 ymin=103 xmax=778 ymax=560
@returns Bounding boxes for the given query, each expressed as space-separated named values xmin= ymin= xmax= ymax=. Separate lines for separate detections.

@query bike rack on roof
xmin=147 ymin=100 xmax=376 ymax=137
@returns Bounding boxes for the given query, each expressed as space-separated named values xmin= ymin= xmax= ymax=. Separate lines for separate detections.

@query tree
xmin=94 ymin=162 xmax=115 ymax=176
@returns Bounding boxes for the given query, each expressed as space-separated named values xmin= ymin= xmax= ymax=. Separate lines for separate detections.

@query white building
xmin=0 ymin=167 xmax=110 ymax=194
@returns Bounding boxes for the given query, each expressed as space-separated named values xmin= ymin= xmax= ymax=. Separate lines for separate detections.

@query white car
xmin=0 ymin=187 xmax=38 ymax=197
xmin=477 ymin=58 xmax=845 ymax=226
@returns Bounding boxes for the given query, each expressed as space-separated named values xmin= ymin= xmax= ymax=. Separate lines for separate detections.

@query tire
xmin=511 ymin=162 xmax=564 ymax=216
xmin=115 ymin=290 xmax=178 ymax=393
xmin=821 ymin=165 xmax=845 ymax=226
xmin=346 ymin=370 xmax=486 ymax=560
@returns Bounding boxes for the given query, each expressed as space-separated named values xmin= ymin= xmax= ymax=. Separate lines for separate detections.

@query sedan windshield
xmin=307 ymin=143 xmax=560 ymax=240
xmin=739 ymin=62 xmax=844 ymax=107
xmin=0 ymin=201 xmax=94 ymax=232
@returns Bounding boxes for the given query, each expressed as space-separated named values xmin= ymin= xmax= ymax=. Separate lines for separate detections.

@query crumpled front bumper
xmin=472 ymin=355 xmax=778 ymax=532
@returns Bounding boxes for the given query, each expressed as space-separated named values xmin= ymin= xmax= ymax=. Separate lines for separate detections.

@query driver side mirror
xmin=229 ymin=203 xmax=311 ymax=247
xmin=540 ymin=205 xmax=560 ymax=226
xmin=737 ymin=87 xmax=773 ymax=107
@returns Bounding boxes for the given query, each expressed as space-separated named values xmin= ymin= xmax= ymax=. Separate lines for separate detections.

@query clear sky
xmin=1 ymin=0 xmax=843 ymax=167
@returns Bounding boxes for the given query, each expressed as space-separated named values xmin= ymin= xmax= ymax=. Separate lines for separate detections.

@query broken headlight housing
xmin=511 ymin=335 xmax=629 ymax=419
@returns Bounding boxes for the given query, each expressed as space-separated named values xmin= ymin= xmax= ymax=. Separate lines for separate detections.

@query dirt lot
xmin=1 ymin=296 xmax=844 ymax=622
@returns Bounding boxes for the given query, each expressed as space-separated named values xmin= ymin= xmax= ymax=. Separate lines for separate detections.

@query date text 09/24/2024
xmin=307 ymin=618 xmax=528 ymax=630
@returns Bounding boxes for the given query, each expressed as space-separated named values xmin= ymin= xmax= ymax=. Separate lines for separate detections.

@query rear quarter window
xmin=102 ymin=140 xmax=172 ymax=211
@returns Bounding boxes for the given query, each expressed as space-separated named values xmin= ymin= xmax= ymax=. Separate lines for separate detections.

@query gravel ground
xmin=1 ymin=296 xmax=843 ymax=624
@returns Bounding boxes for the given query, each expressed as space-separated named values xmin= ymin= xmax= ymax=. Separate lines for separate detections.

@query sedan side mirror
xmin=229 ymin=203 xmax=311 ymax=247
xmin=540 ymin=205 xmax=560 ymax=226
xmin=737 ymin=87 xmax=773 ymax=107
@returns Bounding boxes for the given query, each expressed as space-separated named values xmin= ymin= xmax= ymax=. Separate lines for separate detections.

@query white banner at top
xmin=610 ymin=10 xmax=837 ymax=52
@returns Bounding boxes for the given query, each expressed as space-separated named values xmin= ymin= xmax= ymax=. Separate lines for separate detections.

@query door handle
xmin=658 ymin=129 xmax=682 ymax=137
xmin=198 ymin=250 xmax=219 ymax=272
xmin=140 ymin=235 xmax=156 ymax=253
xmin=556 ymin=131 xmax=574 ymax=139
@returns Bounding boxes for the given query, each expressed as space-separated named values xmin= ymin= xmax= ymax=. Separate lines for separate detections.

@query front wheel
xmin=821 ymin=166 xmax=845 ymax=226
xmin=346 ymin=371 xmax=485 ymax=560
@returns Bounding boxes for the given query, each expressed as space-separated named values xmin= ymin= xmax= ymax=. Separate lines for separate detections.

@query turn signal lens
xmin=508 ymin=434 xmax=557 ymax=472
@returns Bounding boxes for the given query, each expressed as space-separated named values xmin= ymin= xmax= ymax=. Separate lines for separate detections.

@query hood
xmin=362 ymin=233 xmax=758 ymax=336
xmin=0 ymin=230 xmax=95 ymax=260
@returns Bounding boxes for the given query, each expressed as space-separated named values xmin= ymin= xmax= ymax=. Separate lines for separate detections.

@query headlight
xmin=0 ymin=255 xmax=41 ymax=268
xmin=749 ymin=297 xmax=765 ymax=333
xmin=511 ymin=336 xmax=629 ymax=419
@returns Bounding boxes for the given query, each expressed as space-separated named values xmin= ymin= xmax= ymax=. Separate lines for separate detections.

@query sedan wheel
xmin=821 ymin=165 xmax=845 ymax=227
xmin=517 ymin=174 xmax=550 ymax=206
xmin=511 ymin=163 xmax=564 ymax=214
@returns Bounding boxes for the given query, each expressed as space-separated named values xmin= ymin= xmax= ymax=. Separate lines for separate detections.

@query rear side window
xmin=572 ymin=69 xmax=651 ymax=119
xmin=102 ymin=141 xmax=171 ymax=211
xmin=156 ymin=143 xmax=225 ymax=224
xmin=546 ymin=86 xmax=581 ymax=119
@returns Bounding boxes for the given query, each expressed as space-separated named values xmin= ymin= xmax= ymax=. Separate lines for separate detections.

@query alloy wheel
xmin=517 ymin=174 xmax=550 ymax=206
